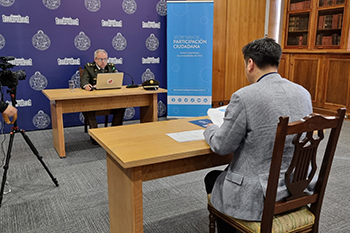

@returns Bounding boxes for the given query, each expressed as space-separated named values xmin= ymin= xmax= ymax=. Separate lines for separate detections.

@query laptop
xmin=95 ymin=73 xmax=124 ymax=90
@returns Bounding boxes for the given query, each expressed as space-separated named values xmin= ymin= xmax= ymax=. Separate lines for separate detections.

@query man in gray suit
xmin=204 ymin=37 xmax=313 ymax=232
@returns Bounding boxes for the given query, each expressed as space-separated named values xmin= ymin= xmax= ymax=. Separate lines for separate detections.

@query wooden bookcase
xmin=283 ymin=0 xmax=350 ymax=50
xmin=281 ymin=0 xmax=350 ymax=118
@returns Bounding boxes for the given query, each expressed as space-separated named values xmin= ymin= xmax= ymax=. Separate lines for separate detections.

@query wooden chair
xmin=79 ymin=66 xmax=110 ymax=132
xmin=208 ymin=108 xmax=346 ymax=233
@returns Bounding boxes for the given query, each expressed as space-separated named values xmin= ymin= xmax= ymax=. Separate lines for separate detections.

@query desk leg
xmin=140 ymin=93 xmax=157 ymax=123
xmin=50 ymin=102 xmax=66 ymax=158
xmin=107 ymin=153 xmax=143 ymax=233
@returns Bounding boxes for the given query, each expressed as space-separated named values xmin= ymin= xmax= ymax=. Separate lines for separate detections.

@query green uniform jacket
xmin=80 ymin=62 xmax=117 ymax=88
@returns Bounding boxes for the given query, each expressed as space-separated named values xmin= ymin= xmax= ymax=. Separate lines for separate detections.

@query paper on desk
xmin=166 ymin=129 xmax=205 ymax=142
xmin=207 ymin=105 xmax=227 ymax=127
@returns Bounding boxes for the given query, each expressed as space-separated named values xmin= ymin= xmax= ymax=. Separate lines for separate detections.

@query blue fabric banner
xmin=167 ymin=1 xmax=213 ymax=118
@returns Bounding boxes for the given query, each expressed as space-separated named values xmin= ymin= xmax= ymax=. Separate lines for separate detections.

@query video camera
xmin=0 ymin=56 xmax=26 ymax=88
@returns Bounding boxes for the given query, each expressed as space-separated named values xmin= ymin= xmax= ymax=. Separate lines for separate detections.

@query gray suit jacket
xmin=204 ymin=73 xmax=313 ymax=221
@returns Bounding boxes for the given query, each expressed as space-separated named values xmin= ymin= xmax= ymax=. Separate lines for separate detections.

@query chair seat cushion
xmin=208 ymin=195 xmax=315 ymax=233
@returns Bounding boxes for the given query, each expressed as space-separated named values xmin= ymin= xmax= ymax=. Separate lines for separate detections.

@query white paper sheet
xmin=166 ymin=129 xmax=205 ymax=143
xmin=207 ymin=105 xmax=227 ymax=126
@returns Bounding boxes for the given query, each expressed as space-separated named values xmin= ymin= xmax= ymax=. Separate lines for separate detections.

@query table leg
xmin=140 ymin=93 xmax=158 ymax=123
xmin=107 ymin=153 xmax=143 ymax=233
xmin=50 ymin=102 xmax=66 ymax=158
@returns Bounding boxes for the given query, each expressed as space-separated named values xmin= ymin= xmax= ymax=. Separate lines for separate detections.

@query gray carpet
xmin=0 ymin=119 xmax=349 ymax=233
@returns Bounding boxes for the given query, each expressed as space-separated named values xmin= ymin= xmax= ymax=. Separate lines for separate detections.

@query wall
xmin=212 ymin=0 xmax=267 ymax=107
xmin=0 ymin=0 xmax=167 ymax=132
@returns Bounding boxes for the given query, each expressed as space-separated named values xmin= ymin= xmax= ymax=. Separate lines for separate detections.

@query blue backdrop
xmin=0 ymin=0 xmax=168 ymax=132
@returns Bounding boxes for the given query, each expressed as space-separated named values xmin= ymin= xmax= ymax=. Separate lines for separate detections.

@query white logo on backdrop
xmin=2 ymin=14 xmax=30 ymax=23
xmin=33 ymin=110 xmax=50 ymax=129
xmin=71 ymin=71 xmax=80 ymax=88
xmin=10 ymin=58 xmax=32 ymax=66
xmin=6 ymin=99 xmax=32 ymax=107
xmin=29 ymin=71 xmax=48 ymax=91
xmin=55 ymin=17 xmax=79 ymax=26
xmin=85 ymin=0 xmax=101 ymax=12
xmin=156 ymin=0 xmax=167 ymax=16
xmin=158 ymin=101 xmax=166 ymax=117
xmin=108 ymin=57 xmax=123 ymax=65
xmin=146 ymin=34 xmax=159 ymax=51
xmin=124 ymin=107 xmax=135 ymax=120
xmin=141 ymin=68 xmax=155 ymax=82
xmin=0 ymin=0 xmax=15 ymax=7
xmin=142 ymin=21 xmax=161 ymax=29
xmin=112 ymin=33 xmax=127 ymax=51
xmin=42 ymin=0 xmax=61 ymax=10
xmin=101 ymin=19 xmax=122 ymax=28
xmin=122 ymin=0 xmax=137 ymax=15
xmin=142 ymin=57 xmax=160 ymax=64
xmin=32 ymin=30 xmax=51 ymax=51
xmin=74 ymin=32 xmax=91 ymax=51
xmin=0 ymin=34 xmax=5 ymax=50
xmin=57 ymin=57 xmax=80 ymax=65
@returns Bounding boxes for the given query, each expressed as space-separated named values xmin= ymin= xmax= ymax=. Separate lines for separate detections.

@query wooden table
xmin=89 ymin=117 xmax=232 ymax=233
xmin=42 ymin=86 xmax=167 ymax=158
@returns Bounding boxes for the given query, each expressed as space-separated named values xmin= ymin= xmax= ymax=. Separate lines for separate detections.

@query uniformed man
xmin=81 ymin=49 xmax=125 ymax=144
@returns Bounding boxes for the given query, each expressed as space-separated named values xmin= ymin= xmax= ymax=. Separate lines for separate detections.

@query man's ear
xmin=247 ymin=58 xmax=254 ymax=72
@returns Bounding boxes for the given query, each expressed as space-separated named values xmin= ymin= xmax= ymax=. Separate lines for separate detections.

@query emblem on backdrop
xmin=29 ymin=71 xmax=48 ymax=91
xmin=42 ymin=0 xmax=61 ymax=10
xmin=71 ymin=71 xmax=81 ymax=88
xmin=85 ymin=0 xmax=101 ymax=12
xmin=74 ymin=32 xmax=91 ymax=51
xmin=156 ymin=0 xmax=167 ymax=16
xmin=124 ymin=107 xmax=135 ymax=120
xmin=141 ymin=68 xmax=155 ymax=82
xmin=122 ymin=0 xmax=137 ymax=15
xmin=79 ymin=112 xmax=85 ymax=124
xmin=146 ymin=34 xmax=159 ymax=51
xmin=112 ymin=33 xmax=127 ymax=51
xmin=33 ymin=110 xmax=50 ymax=129
xmin=158 ymin=101 xmax=166 ymax=117
xmin=32 ymin=30 xmax=51 ymax=51
xmin=0 ymin=34 xmax=5 ymax=50
xmin=0 ymin=0 xmax=15 ymax=7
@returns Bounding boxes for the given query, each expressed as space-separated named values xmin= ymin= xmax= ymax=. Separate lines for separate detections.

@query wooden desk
xmin=42 ymin=86 xmax=167 ymax=158
xmin=89 ymin=117 xmax=232 ymax=233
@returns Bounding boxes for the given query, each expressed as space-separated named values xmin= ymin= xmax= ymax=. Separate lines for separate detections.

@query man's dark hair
xmin=242 ymin=37 xmax=282 ymax=69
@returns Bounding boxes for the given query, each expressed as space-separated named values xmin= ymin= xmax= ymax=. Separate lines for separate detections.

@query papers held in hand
xmin=207 ymin=105 xmax=227 ymax=127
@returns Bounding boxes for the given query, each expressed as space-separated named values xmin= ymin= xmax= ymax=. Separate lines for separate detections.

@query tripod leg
xmin=0 ymin=131 xmax=16 ymax=207
xmin=19 ymin=130 xmax=59 ymax=187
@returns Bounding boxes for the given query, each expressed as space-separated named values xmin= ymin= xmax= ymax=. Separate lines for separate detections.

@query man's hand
xmin=84 ymin=84 xmax=93 ymax=91
xmin=206 ymin=123 xmax=213 ymax=129
xmin=3 ymin=105 xmax=17 ymax=117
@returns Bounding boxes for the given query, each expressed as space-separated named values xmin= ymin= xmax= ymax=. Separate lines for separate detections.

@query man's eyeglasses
xmin=96 ymin=58 xmax=108 ymax=62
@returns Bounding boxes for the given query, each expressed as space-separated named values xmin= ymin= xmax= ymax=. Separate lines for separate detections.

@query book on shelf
xmin=338 ymin=13 xmax=343 ymax=28
xmin=322 ymin=0 xmax=345 ymax=6
xmin=290 ymin=1 xmax=311 ymax=10
xmin=318 ymin=15 xmax=324 ymax=29
xmin=289 ymin=16 xmax=308 ymax=31
xmin=332 ymin=14 xmax=339 ymax=29
xmin=318 ymin=13 xmax=343 ymax=30
xmin=317 ymin=33 xmax=339 ymax=46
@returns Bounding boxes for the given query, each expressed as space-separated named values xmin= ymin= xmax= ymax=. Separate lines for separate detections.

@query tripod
xmin=0 ymin=87 xmax=59 ymax=207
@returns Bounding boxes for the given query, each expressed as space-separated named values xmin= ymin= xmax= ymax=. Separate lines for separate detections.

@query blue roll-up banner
xmin=167 ymin=1 xmax=213 ymax=118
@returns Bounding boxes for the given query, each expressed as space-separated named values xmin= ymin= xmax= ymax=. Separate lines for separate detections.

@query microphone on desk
xmin=116 ymin=69 xmax=139 ymax=88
